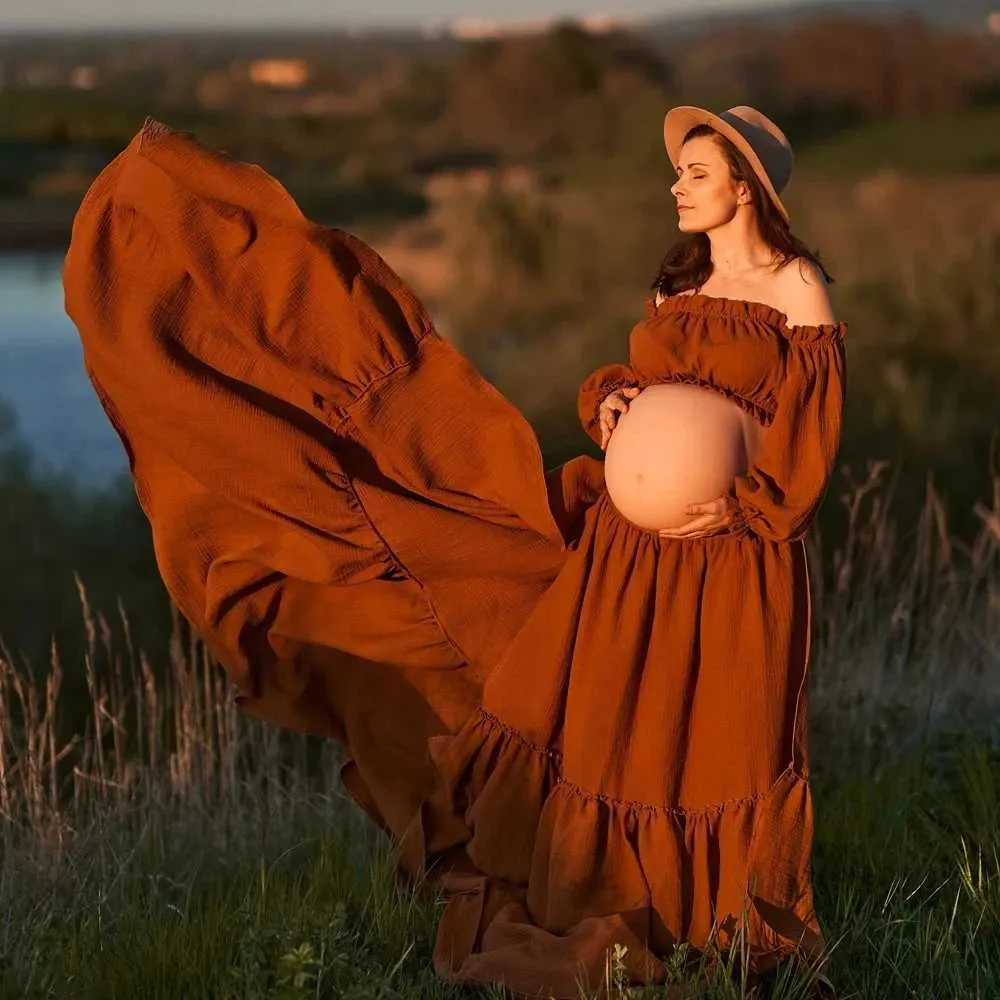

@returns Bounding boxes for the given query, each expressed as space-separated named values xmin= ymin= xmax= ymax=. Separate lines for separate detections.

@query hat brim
xmin=663 ymin=105 xmax=790 ymax=225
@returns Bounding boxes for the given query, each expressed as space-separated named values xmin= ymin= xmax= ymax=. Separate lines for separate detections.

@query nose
xmin=670 ymin=178 xmax=684 ymax=198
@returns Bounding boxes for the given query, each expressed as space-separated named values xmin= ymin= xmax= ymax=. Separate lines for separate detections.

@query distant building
xmin=247 ymin=59 xmax=309 ymax=89
xmin=449 ymin=14 xmax=631 ymax=39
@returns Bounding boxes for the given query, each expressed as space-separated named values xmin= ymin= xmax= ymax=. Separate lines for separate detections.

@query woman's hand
xmin=598 ymin=386 xmax=642 ymax=451
xmin=657 ymin=495 xmax=743 ymax=539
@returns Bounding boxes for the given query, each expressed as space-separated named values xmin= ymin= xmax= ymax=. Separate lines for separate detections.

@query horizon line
xmin=0 ymin=0 xmax=839 ymax=35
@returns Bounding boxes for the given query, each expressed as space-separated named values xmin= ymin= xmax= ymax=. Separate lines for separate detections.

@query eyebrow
xmin=677 ymin=162 xmax=709 ymax=172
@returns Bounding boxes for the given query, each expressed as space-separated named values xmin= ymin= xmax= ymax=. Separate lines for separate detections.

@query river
xmin=0 ymin=250 xmax=127 ymax=489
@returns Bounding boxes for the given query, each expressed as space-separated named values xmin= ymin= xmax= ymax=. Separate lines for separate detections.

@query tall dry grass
xmin=0 ymin=596 xmax=341 ymax=858
xmin=808 ymin=462 xmax=1000 ymax=766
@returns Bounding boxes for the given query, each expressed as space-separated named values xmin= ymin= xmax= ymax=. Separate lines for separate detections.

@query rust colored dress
xmin=62 ymin=119 xmax=847 ymax=1000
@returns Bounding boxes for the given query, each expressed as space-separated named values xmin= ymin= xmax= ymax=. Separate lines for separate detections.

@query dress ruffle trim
xmin=648 ymin=293 xmax=848 ymax=345
xmin=424 ymin=706 xmax=825 ymax=997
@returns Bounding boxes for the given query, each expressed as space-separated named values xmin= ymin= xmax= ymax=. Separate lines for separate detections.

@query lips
xmin=677 ymin=205 xmax=693 ymax=212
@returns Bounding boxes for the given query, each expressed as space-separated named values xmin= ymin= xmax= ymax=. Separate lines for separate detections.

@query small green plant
xmin=276 ymin=940 xmax=322 ymax=996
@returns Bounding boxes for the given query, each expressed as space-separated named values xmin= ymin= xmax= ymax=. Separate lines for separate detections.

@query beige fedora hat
xmin=663 ymin=105 xmax=794 ymax=225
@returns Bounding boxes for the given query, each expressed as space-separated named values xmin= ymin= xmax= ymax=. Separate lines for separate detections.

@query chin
xmin=677 ymin=216 xmax=704 ymax=233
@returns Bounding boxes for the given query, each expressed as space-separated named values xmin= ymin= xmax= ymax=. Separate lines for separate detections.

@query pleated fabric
xmin=62 ymin=118 xmax=847 ymax=1000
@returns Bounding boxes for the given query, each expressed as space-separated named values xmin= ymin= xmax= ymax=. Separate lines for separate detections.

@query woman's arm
xmin=729 ymin=266 xmax=847 ymax=542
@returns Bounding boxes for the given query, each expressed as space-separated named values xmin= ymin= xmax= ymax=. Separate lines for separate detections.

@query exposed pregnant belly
xmin=603 ymin=383 xmax=756 ymax=531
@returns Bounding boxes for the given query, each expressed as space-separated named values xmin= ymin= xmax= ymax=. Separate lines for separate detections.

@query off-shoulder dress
xmin=62 ymin=118 xmax=847 ymax=1000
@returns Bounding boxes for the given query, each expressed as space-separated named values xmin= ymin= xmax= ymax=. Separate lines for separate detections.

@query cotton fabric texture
xmin=62 ymin=118 xmax=847 ymax=1000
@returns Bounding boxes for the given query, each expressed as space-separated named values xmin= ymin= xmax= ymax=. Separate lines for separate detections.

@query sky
xmin=0 ymin=0 xmax=839 ymax=32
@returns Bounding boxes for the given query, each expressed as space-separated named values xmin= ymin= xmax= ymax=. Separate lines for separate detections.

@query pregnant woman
xmin=62 ymin=105 xmax=845 ymax=999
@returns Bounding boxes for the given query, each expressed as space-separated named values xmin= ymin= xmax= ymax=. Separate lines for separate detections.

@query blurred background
xmin=1 ymin=0 xmax=1000 ymax=684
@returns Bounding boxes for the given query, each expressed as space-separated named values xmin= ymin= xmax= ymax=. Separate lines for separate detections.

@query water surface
xmin=0 ymin=251 xmax=127 ymax=488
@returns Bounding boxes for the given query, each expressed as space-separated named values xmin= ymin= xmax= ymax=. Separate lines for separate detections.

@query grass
xmin=1 ymin=462 xmax=999 ymax=999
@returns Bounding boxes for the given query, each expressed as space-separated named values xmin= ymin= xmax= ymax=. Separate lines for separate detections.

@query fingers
xmin=598 ymin=406 xmax=622 ymax=434
xmin=606 ymin=401 xmax=630 ymax=423
xmin=659 ymin=523 xmax=729 ymax=539
xmin=659 ymin=518 xmax=714 ymax=538
xmin=659 ymin=526 xmax=720 ymax=539
xmin=683 ymin=500 xmax=724 ymax=517
xmin=599 ymin=415 xmax=617 ymax=450
xmin=604 ymin=388 xmax=636 ymax=411
xmin=658 ymin=512 xmax=730 ymax=538
xmin=598 ymin=386 xmax=641 ymax=450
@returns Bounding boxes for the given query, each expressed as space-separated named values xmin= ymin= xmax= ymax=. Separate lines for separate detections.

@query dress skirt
xmin=61 ymin=118 xmax=827 ymax=1000
xmin=426 ymin=488 xmax=822 ymax=999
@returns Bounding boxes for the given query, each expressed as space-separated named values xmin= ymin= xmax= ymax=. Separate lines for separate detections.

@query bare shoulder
xmin=774 ymin=257 xmax=838 ymax=327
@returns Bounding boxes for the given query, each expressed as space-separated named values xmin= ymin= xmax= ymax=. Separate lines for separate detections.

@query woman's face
xmin=669 ymin=135 xmax=748 ymax=232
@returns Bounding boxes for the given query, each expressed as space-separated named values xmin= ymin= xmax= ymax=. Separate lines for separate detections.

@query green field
xmin=796 ymin=107 xmax=1000 ymax=177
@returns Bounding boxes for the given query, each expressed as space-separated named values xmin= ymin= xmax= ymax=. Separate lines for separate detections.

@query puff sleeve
xmin=727 ymin=326 xmax=847 ymax=543
xmin=577 ymin=362 xmax=648 ymax=447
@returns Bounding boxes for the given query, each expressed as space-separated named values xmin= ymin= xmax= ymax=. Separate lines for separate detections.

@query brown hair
xmin=652 ymin=124 xmax=834 ymax=297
